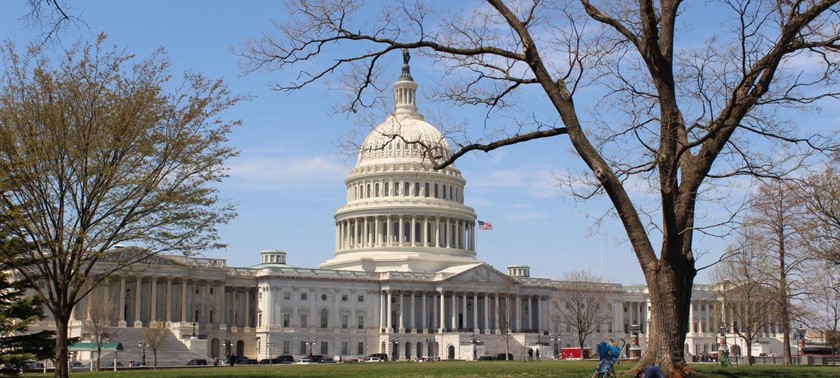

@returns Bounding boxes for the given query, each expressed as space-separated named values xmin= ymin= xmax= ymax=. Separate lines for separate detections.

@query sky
xmin=1 ymin=1 xmax=832 ymax=285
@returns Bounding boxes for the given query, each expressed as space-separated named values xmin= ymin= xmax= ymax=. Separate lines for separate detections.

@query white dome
xmin=357 ymin=114 xmax=452 ymax=167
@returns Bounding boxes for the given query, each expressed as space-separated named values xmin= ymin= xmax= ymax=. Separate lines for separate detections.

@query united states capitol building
xmin=46 ymin=56 xmax=789 ymax=366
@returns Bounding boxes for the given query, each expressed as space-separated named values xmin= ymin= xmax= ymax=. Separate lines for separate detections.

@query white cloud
xmin=225 ymin=155 xmax=350 ymax=191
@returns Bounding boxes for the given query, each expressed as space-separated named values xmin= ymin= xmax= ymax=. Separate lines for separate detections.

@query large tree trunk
xmin=54 ymin=315 xmax=70 ymax=378
xmin=635 ymin=254 xmax=695 ymax=376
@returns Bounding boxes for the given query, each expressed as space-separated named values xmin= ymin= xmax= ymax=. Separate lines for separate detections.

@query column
xmin=410 ymin=216 xmax=416 ymax=246
xmin=516 ymin=295 xmax=522 ymax=331
xmin=375 ymin=217 xmax=381 ymax=247
xmin=410 ymin=292 xmax=416 ymax=331
xmin=398 ymin=216 xmax=404 ymax=246
xmin=180 ymin=279 xmax=188 ymax=323
xmin=423 ymin=218 xmax=429 ymax=247
xmin=218 ymin=285 xmax=226 ymax=329
xmin=244 ymin=288 xmax=251 ymax=328
xmin=386 ymin=291 xmax=392 ymax=332
xmin=450 ymin=292 xmax=457 ymax=330
xmin=422 ymin=293 xmax=427 ymax=332
xmin=150 ymin=277 xmax=158 ymax=323
xmin=119 ymin=276 xmax=126 ymax=326
xmin=434 ymin=218 xmax=440 ymax=248
xmin=483 ymin=294 xmax=489 ymax=333
xmin=439 ymin=290 xmax=445 ymax=333
xmin=473 ymin=293 xmax=478 ymax=332
xmin=380 ymin=291 xmax=386 ymax=332
xmin=165 ymin=278 xmax=173 ymax=323
xmin=385 ymin=217 xmax=392 ymax=247
xmin=399 ymin=292 xmax=405 ymax=332
xmin=134 ymin=277 xmax=142 ymax=326
xmin=494 ymin=294 xmax=500 ymax=333
xmin=231 ymin=288 xmax=238 ymax=328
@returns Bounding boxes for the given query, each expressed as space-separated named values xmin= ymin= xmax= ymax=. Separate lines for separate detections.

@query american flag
xmin=477 ymin=220 xmax=493 ymax=230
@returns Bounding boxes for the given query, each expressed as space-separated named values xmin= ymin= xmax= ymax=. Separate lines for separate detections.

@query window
xmin=341 ymin=341 xmax=348 ymax=355
xmin=442 ymin=184 xmax=447 ymax=199
xmin=284 ymin=292 xmax=291 ymax=300
xmin=434 ymin=183 xmax=438 ymax=197
xmin=358 ymin=295 xmax=365 ymax=302
xmin=375 ymin=183 xmax=380 ymax=197
xmin=358 ymin=315 xmax=365 ymax=329
xmin=283 ymin=314 xmax=290 ymax=328
xmin=320 ymin=309 xmax=329 ymax=328
xmin=321 ymin=294 xmax=328 ymax=301
xmin=342 ymin=315 xmax=348 ymax=329
xmin=320 ymin=341 xmax=328 ymax=354
xmin=414 ymin=182 xmax=420 ymax=196
xmin=342 ymin=294 xmax=348 ymax=302
xmin=357 ymin=342 xmax=365 ymax=355
xmin=300 ymin=342 xmax=307 ymax=355
xmin=403 ymin=182 xmax=409 ymax=196
xmin=384 ymin=182 xmax=389 ymax=196
xmin=300 ymin=314 xmax=308 ymax=328
xmin=283 ymin=340 xmax=290 ymax=354
xmin=424 ymin=183 xmax=429 ymax=197
xmin=301 ymin=293 xmax=308 ymax=300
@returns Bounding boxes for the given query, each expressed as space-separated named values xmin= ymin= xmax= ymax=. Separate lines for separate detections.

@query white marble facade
xmin=45 ymin=55 xmax=791 ymax=362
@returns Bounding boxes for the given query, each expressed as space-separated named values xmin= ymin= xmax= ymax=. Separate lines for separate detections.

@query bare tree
xmin=241 ymin=1 xmax=840 ymax=373
xmin=0 ymin=37 xmax=240 ymax=378
xmin=801 ymin=154 xmax=840 ymax=265
xmin=81 ymin=287 xmax=116 ymax=371
xmin=805 ymin=264 xmax=840 ymax=354
xmin=553 ymin=271 xmax=612 ymax=357
xmin=712 ymin=241 xmax=777 ymax=366
xmin=141 ymin=322 xmax=169 ymax=369
xmin=496 ymin=287 xmax=515 ymax=360
xmin=745 ymin=179 xmax=813 ymax=365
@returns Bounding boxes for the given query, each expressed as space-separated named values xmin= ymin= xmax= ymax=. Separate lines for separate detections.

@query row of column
xmin=347 ymin=179 xmax=463 ymax=204
xmin=336 ymin=216 xmax=475 ymax=251
xmin=377 ymin=290 xmax=548 ymax=334
xmin=80 ymin=275 xmax=255 ymax=329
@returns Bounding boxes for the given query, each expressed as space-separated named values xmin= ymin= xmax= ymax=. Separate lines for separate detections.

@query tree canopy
xmin=0 ymin=36 xmax=240 ymax=378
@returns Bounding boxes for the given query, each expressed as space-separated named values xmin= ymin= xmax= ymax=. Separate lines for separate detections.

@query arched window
xmin=375 ymin=183 xmax=380 ymax=197
xmin=393 ymin=222 xmax=400 ymax=242
xmin=414 ymin=222 xmax=421 ymax=243
xmin=384 ymin=182 xmax=389 ymax=197
xmin=442 ymin=184 xmax=447 ymax=199
xmin=450 ymin=186 xmax=454 ymax=200
xmin=366 ymin=184 xmax=371 ymax=198
xmin=393 ymin=182 xmax=398 ymax=196
xmin=404 ymin=182 xmax=409 ymax=196
xmin=320 ymin=308 xmax=329 ymax=328
xmin=434 ymin=183 xmax=439 ymax=198
xmin=403 ymin=221 xmax=411 ymax=242
xmin=414 ymin=182 xmax=420 ymax=196
xmin=424 ymin=183 xmax=430 ymax=197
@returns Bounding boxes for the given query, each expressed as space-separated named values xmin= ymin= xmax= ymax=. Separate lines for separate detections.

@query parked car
xmin=496 ymin=353 xmax=513 ymax=361
xmin=309 ymin=355 xmax=325 ymax=363
xmin=69 ymin=361 xmax=85 ymax=368
xmin=296 ymin=358 xmax=312 ymax=364
xmin=105 ymin=361 xmax=123 ymax=368
xmin=186 ymin=358 xmax=207 ymax=366
xmin=364 ymin=356 xmax=382 ymax=363
xmin=478 ymin=355 xmax=496 ymax=361
xmin=239 ymin=358 xmax=258 ymax=365
xmin=277 ymin=355 xmax=295 ymax=364
xmin=365 ymin=353 xmax=388 ymax=361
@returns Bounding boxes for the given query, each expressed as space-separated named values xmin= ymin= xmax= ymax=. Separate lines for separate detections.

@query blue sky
xmin=5 ymin=1 xmax=826 ymax=285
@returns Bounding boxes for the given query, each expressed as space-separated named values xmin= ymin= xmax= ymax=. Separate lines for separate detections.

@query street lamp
xmin=224 ymin=339 xmax=232 ymax=357
xmin=549 ymin=334 xmax=560 ymax=359
xmin=392 ymin=338 xmax=399 ymax=361
xmin=306 ymin=338 xmax=316 ymax=358
xmin=629 ymin=324 xmax=641 ymax=360
xmin=470 ymin=333 xmax=481 ymax=361
xmin=265 ymin=342 xmax=275 ymax=365
xmin=137 ymin=341 xmax=147 ymax=366
xmin=425 ymin=338 xmax=436 ymax=361
xmin=797 ymin=325 xmax=806 ymax=355
xmin=192 ymin=316 xmax=197 ymax=339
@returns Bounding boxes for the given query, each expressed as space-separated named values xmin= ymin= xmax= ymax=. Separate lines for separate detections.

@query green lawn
xmin=22 ymin=360 xmax=840 ymax=377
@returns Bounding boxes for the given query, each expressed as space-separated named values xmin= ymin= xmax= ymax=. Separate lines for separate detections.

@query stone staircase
xmin=93 ymin=327 xmax=212 ymax=368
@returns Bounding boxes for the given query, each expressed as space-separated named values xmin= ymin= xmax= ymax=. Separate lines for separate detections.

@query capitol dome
xmin=320 ymin=51 xmax=478 ymax=273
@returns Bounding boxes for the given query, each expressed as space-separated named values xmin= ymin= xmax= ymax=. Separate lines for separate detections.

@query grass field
xmin=21 ymin=360 xmax=840 ymax=377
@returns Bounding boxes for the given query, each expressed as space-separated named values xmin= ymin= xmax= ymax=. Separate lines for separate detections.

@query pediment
xmin=438 ymin=264 xmax=516 ymax=285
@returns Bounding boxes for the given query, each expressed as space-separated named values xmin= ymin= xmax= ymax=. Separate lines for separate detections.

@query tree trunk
xmin=54 ymin=316 xmax=70 ymax=378
xmin=635 ymin=256 xmax=695 ymax=376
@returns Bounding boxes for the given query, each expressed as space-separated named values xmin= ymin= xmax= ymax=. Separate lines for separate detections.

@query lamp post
xmin=306 ymin=338 xmax=316 ymax=359
xmin=549 ymin=334 xmax=560 ymax=359
xmin=470 ymin=333 xmax=481 ymax=361
xmin=137 ymin=341 xmax=147 ymax=366
xmin=717 ymin=325 xmax=730 ymax=367
xmin=392 ymin=338 xmax=399 ymax=361
xmin=797 ymin=325 xmax=806 ymax=358
xmin=191 ymin=316 xmax=197 ymax=339
xmin=629 ymin=323 xmax=641 ymax=360
xmin=425 ymin=338 xmax=436 ymax=361
xmin=265 ymin=342 xmax=275 ymax=365
xmin=224 ymin=339 xmax=232 ymax=358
